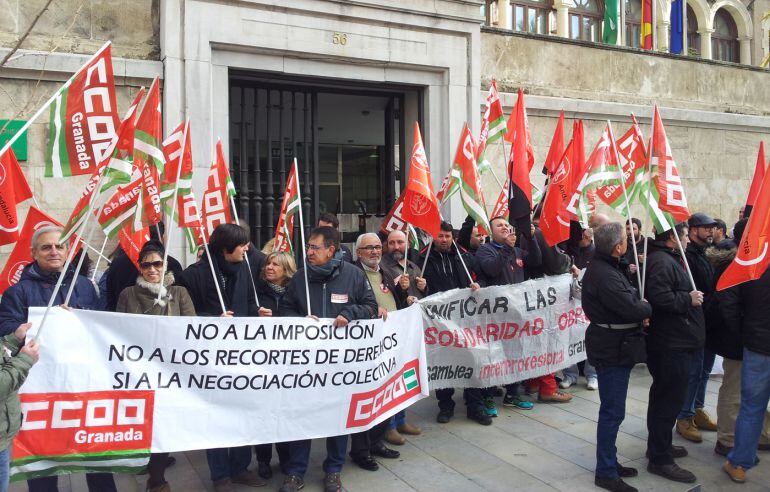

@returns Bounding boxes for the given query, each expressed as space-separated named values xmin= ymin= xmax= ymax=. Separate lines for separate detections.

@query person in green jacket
xmin=0 ymin=322 xmax=39 ymax=492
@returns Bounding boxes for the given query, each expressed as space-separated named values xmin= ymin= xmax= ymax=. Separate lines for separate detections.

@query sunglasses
xmin=140 ymin=260 xmax=164 ymax=270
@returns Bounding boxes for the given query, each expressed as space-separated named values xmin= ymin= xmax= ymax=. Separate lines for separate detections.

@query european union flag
xmin=670 ymin=0 xmax=684 ymax=54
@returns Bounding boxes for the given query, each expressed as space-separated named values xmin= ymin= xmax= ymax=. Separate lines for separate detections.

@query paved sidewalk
xmin=12 ymin=365 xmax=770 ymax=491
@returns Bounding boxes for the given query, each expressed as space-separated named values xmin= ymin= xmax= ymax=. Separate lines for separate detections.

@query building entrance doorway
xmin=228 ymin=73 xmax=422 ymax=250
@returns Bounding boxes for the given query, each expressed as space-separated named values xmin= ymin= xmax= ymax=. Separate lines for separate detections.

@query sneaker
xmin=502 ymin=394 xmax=534 ymax=410
xmin=323 ymin=472 xmax=342 ymax=492
xmin=279 ymin=475 xmax=305 ymax=492
xmin=384 ymin=428 xmax=405 ymax=445
xmin=559 ymin=377 xmax=575 ymax=389
xmin=723 ymin=461 xmax=746 ymax=483
xmin=232 ymin=469 xmax=267 ymax=487
xmin=586 ymin=377 xmax=599 ymax=390
xmin=397 ymin=422 xmax=422 ymax=435
xmin=467 ymin=408 xmax=493 ymax=426
xmin=594 ymin=476 xmax=638 ymax=492
xmin=694 ymin=408 xmax=718 ymax=431
xmin=483 ymin=396 xmax=498 ymax=417
xmin=715 ymin=441 xmax=733 ymax=457
xmin=538 ymin=392 xmax=573 ymax=403
xmin=676 ymin=417 xmax=703 ymax=443
xmin=436 ymin=408 xmax=453 ymax=423
xmin=647 ymin=463 xmax=696 ymax=483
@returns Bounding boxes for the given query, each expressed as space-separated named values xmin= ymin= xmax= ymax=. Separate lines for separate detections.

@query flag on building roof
xmin=603 ymin=0 xmax=619 ymax=44
xmin=641 ymin=0 xmax=653 ymax=49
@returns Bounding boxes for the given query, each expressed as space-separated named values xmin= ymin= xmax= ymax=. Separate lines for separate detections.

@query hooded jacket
xmin=279 ymin=257 xmax=378 ymax=321
xmin=116 ymin=273 xmax=196 ymax=317
xmin=704 ymin=246 xmax=742 ymax=360
xmin=421 ymin=245 xmax=473 ymax=295
xmin=0 ymin=262 xmax=99 ymax=336
xmin=176 ymin=253 xmax=258 ymax=317
xmin=643 ymin=241 xmax=705 ymax=352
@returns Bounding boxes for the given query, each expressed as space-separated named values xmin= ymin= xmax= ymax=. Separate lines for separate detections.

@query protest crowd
xmin=0 ymin=45 xmax=768 ymax=492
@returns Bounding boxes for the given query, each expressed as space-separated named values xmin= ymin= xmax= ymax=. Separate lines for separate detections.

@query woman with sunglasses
xmin=116 ymin=240 xmax=195 ymax=492
xmin=253 ymin=251 xmax=297 ymax=479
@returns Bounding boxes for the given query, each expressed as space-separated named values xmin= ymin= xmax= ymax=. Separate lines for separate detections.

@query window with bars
xmin=712 ymin=9 xmax=739 ymax=63
xmin=569 ymin=0 xmax=603 ymax=42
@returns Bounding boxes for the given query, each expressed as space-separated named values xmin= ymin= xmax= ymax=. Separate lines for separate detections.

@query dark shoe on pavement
xmin=279 ymin=475 xmax=305 ymax=492
xmin=595 ymin=476 xmax=638 ymax=492
xmin=323 ymin=472 xmax=342 ymax=492
xmin=715 ymin=441 xmax=733 ymax=457
xmin=646 ymin=445 xmax=688 ymax=460
xmin=371 ymin=442 xmax=400 ymax=459
xmin=467 ymin=408 xmax=493 ymax=426
xmin=759 ymin=442 xmax=770 ymax=451
xmin=213 ymin=479 xmax=235 ymax=492
xmin=723 ymin=461 xmax=747 ymax=483
xmin=351 ymin=454 xmax=379 ymax=471
xmin=232 ymin=469 xmax=267 ymax=487
xmin=616 ymin=463 xmax=638 ymax=478
xmin=647 ymin=463 xmax=696 ymax=483
xmin=436 ymin=408 xmax=453 ymax=423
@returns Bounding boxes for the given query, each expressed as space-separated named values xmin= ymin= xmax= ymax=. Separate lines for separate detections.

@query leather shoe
xmin=467 ymin=408 xmax=492 ymax=426
xmin=594 ymin=476 xmax=638 ymax=492
xmin=676 ymin=418 xmax=702 ymax=443
xmin=647 ymin=463 xmax=696 ymax=483
xmin=616 ymin=463 xmax=638 ymax=478
xmin=646 ymin=445 xmax=687 ymax=460
xmin=538 ymin=392 xmax=572 ymax=403
xmin=351 ymin=454 xmax=379 ymax=471
xmin=693 ymin=408 xmax=718 ymax=431
xmin=397 ymin=423 xmax=422 ymax=435
xmin=371 ymin=442 xmax=400 ymax=459
xmin=384 ymin=428 xmax=405 ymax=445
xmin=436 ymin=409 xmax=453 ymax=423
xmin=714 ymin=441 xmax=732 ymax=457
xmin=723 ymin=461 xmax=746 ymax=483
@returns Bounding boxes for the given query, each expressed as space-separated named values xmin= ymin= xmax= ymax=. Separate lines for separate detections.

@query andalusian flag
xmin=200 ymin=139 xmax=237 ymax=238
xmin=453 ymin=123 xmax=490 ymax=233
xmin=603 ymin=0 xmax=619 ymax=44
xmin=476 ymin=79 xmax=507 ymax=175
xmin=134 ymin=78 xmax=165 ymax=228
xmin=45 ymin=44 xmax=120 ymax=177
xmin=596 ymin=119 xmax=647 ymax=217
xmin=273 ymin=159 xmax=301 ymax=253
xmin=566 ymin=124 xmax=618 ymax=227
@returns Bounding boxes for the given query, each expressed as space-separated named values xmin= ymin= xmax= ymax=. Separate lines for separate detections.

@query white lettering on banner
xmin=419 ymin=274 xmax=588 ymax=390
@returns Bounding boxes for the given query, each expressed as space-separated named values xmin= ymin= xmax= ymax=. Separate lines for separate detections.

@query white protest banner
xmin=420 ymin=274 xmax=588 ymax=390
xmin=12 ymin=305 xmax=427 ymax=481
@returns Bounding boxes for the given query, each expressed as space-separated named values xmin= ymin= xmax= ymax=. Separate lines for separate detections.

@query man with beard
xmin=422 ymin=222 xmax=490 ymax=424
xmin=379 ymin=229 xmax=426 ymax=443
xmin=676 ymin=213 xmax=719 ymax=443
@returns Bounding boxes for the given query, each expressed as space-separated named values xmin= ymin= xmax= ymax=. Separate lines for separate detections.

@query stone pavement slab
xmin=10 ymin=366 xmax=768 ymax=491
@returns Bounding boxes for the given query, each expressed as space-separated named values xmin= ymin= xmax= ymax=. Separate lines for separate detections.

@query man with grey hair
xmin=0 ymin=227 xmax=115 ymax=491
xmin=583 ymin=222 xmax=652 ymax=492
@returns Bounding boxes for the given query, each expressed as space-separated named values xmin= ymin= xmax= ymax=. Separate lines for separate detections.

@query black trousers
xmin=436 ymin=387 xmax=484 ymax=412
xmin=255 ymin=442 xmax=290 ymax=466
xmin=646 ymin=348 xmax=695 ymax=465
xmin=349 ymin=419 xmax=391 ymax=459
xmin=28 ymin=473 xmax=116 ymax=492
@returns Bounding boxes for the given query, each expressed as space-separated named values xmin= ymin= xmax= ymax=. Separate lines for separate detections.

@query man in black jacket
xmin=723 ymin=229 xmax=770 ymax=482
xmin=643 ymin=222 xmax=704 ymax=484
xmin=278 ymin=227 xmax=378 ymax=492
xmin=317 ymin=212 xmax=353 ymax=263
xmin=175 ymin=224 xmax=264 ymax=492
xmin=422 ymin=222 xmax=489 ymax=425
xmin=584 ymin=223 xmax=652 ymax=492
xmin=676 ymin=213 xmax=719 ymax=443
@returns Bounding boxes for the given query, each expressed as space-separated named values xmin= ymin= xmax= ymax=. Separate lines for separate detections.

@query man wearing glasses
xmin=278 ymin=226 xmax=378 ymax=492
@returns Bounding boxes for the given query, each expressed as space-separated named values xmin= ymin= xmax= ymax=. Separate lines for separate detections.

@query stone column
xmin=496 ymin=0 xmax=511 ymax=29
xmin=739 ymin=36 xmax=752 ymax=65
xmin=699 ymin=28 xmax=713 ymax=59
xmin=555 ymin=0 xmax=571 ymax=38
xmin=657 ymin=19 xmax=670 ymax=52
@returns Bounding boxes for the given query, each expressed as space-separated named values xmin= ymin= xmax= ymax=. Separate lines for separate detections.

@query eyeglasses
xmin=306 ymin=244 xmax=328 ymax=251
xmin=358 ymin=245 xmax=382 ymax=252
xmin=140 ymin=260 xmax=164 ymax=270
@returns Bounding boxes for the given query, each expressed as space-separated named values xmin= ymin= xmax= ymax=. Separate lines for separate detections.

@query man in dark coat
xmin=175 ymin=224 xmax=263 ymax=491
xmin=317 ymin=212 xmax=354 ymax=263
xmin=584 ymin=223 xmax=652 ymax=492
xmin=676 ymin=212 xmax=719 ymax=443
xmin=278 ymin=226 xmax=377 ymax=492
xmin=643 ymin=222 xmax=704 ymax=484
xmin=422 ymin=222 xmax=490 ymax=425
xmin=0 ymin=226 xmax=117 ymax=492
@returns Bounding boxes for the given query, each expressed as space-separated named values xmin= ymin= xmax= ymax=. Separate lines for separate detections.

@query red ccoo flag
xmin=200 ymin=139 xmax=237 ymax=238
xmin=649 ymin=106 xmax=690 ymax=223
xmin=0 ymin=149 xmax=33 ymax=246
xmin=401 ymin=123 xmax=440 ymax=238
xmin=543 ymin=111 xmax=565 ymax=176
xmin=0 ymin=207 xmax=61 ymax=294
xmin=540 ymin=130 xmax=578 ymax=246
xmin=506 ymin=89 xmax=535 ymax=237
xmin=745 ymin=142 xmax=766 ymax=218
xmin=717 ymin=158 xmax=770 ymax=291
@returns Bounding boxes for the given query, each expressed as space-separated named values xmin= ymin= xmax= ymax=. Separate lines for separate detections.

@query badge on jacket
xmin=516 ymin=258 xmax=523 ymax=268
xmin=380 ymin=284 xmax=390 ymax=293
xmin=331 ymin=293 xmax=349 ymax=303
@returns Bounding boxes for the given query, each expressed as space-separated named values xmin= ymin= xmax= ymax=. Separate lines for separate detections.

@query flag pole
xmin=90 ymin=236 xmax=109 ymax=283
xmin=673 ymin=227 xmax=697 ymax=291
xmin=607 ymin=120 xmax=643 ymax=297
xmin=421 ymin=237 xmax=433 ymax=276
xmin=229 ymin=195 xmax=260 ymax=308
xmin=452 ymin=241 xmax=475 ymax=286
xmin=0 ymin=42 xmax=113 ymax=159
xmin=294 ymin=159 xmax=311 ymax=317
xmin=198 ymin=224 xmax=228 ymax=314
xmin=403 ymin=225 xmax=411 ymax=277
xmin=155 ymin=120 xmax=189 ymax=305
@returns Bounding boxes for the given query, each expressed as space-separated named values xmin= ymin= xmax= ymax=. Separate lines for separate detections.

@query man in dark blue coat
xmin=0 ymin=226 xmax=115 ymax=492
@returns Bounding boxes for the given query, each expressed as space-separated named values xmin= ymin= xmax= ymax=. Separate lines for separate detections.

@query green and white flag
xmin=603 ymin=0 xmax=619 ymax=44
xmin=476 ymin=79 xmax=507 ymax=175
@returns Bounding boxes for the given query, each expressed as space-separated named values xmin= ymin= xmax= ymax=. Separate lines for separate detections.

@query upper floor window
xmin=711 ymin=9 xmax=739 ymax=63
xmin=569 ymin=0 xmax=603 ymax=43
xmin=510 ymin=0 xmax=551 ymax=34
xmin=625 ymin=0 xmax=641 ymax=48
xmin=686 ymin=4 xmax=700 ymax=55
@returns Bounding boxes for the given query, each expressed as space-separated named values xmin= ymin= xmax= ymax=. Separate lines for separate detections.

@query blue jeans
xmin=388 ymin=411 xmax=406 ymax=430
xmin=564 ymin=361 xmax=596 ymax=382
xmin=283 ymin=436 xmax=348 ymax=476
xmin=595 ymin=366 xmax=632 ymax=479
xmin=728 ymin=349 xmax=770 ymax=470
xmin=0 ymin=446 xmax=9 ymax=492
xmin=677 ymin=349 xmax=716 ymax=420
xmin=206 ymin=446 xmax=252 ymax=482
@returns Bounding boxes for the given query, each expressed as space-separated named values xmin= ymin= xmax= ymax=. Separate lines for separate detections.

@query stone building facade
xmin=0 ymin=0 xmax=768 ymax=268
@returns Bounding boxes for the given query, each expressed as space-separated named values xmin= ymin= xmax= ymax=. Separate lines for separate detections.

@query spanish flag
xmin=641 ymin=0 xmax=653 ymax=49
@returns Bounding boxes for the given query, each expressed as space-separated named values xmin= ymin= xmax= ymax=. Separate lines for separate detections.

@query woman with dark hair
xmin=115 ymin=240 xmax=196 ymax=492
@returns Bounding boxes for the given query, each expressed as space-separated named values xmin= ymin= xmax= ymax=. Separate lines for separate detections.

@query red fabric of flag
xmin=650 ymin=106 xmax=690 ymax=222
xmin=745 ymin=142 xmax=766 ymax=217
xmin=0 ymin=207 xmax=60 ymax=294
xmin=401 ymin=122 xmax=440 ymax=238
xmin=0 ymin=149 xmax=33 ymax=246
